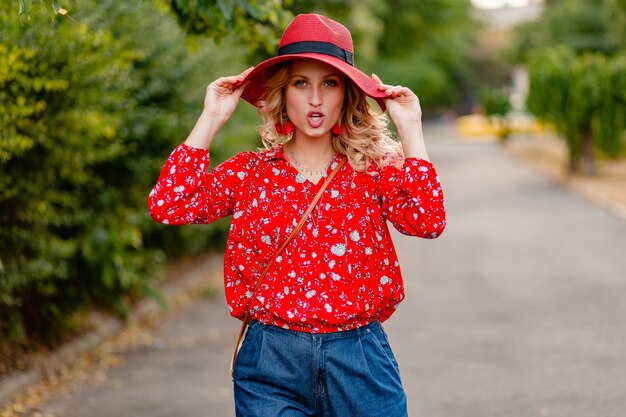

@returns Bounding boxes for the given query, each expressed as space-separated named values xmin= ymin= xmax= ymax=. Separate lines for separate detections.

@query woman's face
xmin=284 ymin=59 xmax=345 ymax=141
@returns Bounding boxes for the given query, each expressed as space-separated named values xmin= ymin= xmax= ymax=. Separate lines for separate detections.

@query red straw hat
xmin=238 ymin=13 xmax=387 ymax=112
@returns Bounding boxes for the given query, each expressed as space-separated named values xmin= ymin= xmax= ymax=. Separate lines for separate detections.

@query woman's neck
xmin=284 ymin=134 xmax=336 ymax=184
xmin=287 ymin=134 xmax=335 ymax=169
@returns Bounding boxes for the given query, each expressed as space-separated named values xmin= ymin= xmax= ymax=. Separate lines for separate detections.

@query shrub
xmin=0 ymin=0 xmax=259 ymax=366
xmin=527 ymin=46 xmax=626 ymax=174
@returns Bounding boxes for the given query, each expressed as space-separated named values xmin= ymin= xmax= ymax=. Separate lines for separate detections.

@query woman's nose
xmin=309 ymin=86 xmax=322 ymax=107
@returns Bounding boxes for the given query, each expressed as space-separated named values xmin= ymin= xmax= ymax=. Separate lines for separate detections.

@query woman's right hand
xmin=185 ymin=67 xmax=254 ymax=150
xmin=203 ymin=67 xmax=255 ymax=122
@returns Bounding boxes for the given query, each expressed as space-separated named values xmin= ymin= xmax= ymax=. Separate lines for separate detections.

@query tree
xmin=513 ymin=0 xmax=626 ymax=61
xmin=527 ymin=47 xmax=626 ymax=174
xmin=14 ymin=0 xmax=70 ymax=20
xmin=1 ymin=0 xmax=258 ymax=363
xmin=373 ymin=0 xmax=478 ymax=112
xmin=166 ymin=0 xmax=294 ymax=61
xmin=13 ymin=0 xmax=293 ymax=62
xmin=542 ymin=1 xmax=620 ymax=54
xmin=515 ymin=0 xmax=626 ymax=175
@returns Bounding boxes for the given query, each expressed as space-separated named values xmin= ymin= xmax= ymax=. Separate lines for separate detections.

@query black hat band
xmin=278 ymin=41 xmax=354 ymax=66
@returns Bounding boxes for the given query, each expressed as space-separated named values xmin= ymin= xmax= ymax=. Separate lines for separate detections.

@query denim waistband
xmin=248 ymin=319 xmax=382 ymax=341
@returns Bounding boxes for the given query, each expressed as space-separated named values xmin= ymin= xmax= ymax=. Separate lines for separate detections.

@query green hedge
xmin=527 ymin=46 xmax=626 ymax=174
xmin=0 ymin=1 xmax=259 ymax=367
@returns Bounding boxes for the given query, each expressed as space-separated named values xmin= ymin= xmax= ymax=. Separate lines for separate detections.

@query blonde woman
xmin=149 ymin=13 xmax=446 ymax=417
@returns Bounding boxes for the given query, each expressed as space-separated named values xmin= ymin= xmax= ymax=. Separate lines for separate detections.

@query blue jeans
xmin=233 ymin=320 xmax=408 ymax=417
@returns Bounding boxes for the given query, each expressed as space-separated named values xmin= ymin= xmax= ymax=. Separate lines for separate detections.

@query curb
xmin=0 ymin=253 xmax=224 ymax=410
xmin=567 ymin=180 xmax=626 ymax=222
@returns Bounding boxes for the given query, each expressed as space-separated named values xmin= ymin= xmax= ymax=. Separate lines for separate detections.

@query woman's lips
xmin=307 ymin=112 xmax=324 ymax=128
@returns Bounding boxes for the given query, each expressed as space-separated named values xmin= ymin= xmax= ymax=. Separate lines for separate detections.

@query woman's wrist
xmin=396 ymin=121 xmax=430 ymax=161
xmin=184 ymin=111 xmax=227 ymax=150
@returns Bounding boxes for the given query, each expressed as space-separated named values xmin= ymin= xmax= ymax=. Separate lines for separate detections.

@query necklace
xmin=288 ymin=146 xmax=335 ymax=179
xmin=287 ymin=146 xmax=334 ymax=233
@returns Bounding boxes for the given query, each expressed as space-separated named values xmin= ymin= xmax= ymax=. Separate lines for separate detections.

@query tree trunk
xmin=568 ymin=150 xmax=578 ymax=173
xmin=581 ymin=125 xmax=595 ymax=176
xmin=567 ymin=136 xmax=580 ymax=173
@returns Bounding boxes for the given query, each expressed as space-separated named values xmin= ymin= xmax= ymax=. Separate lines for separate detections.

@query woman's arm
xmin=372 ymin=74 xmax=445 ymax=237
xmin=148 ymin=147 xmax=257 ymax=225
xmin=375 ymin=160 xmax=446 ymax=238
xmin=148 ymin=67 xmax=256 ymax=224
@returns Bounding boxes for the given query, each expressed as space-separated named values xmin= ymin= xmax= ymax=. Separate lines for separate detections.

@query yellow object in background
xmin=456 ymin=113 xmax=552 ymax=139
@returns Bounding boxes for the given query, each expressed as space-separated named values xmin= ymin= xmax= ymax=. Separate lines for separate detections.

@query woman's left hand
xmin=372 ymin=74 xmax=429 ymax=160
xmin=372 ymin=74 xmax=422 ymax=128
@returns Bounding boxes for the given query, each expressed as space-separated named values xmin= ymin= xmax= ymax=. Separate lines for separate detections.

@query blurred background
xmin=1 ymin=0 xmax=625 ymax=399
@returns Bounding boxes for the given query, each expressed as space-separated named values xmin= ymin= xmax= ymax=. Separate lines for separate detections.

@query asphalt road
xmin=40 ymin=124 xmax=626 ymax=417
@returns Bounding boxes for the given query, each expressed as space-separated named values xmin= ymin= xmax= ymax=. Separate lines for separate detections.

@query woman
xmin=149 ymin=13 xmax=446 ymax=417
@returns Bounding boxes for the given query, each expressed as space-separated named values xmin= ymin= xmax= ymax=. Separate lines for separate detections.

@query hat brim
xmin=237 ymin=53 xmax=388 ymax=112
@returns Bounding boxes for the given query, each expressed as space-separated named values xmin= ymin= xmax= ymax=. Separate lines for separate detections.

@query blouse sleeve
xmin=375 ymin=157 xmax=446 ymax=238
xmin=147 ymin=143 xmax=255 ymax=225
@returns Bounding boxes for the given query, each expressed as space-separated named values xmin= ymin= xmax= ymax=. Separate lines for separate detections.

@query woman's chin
xmin=295 ymin=126 xmax=332 ymax=140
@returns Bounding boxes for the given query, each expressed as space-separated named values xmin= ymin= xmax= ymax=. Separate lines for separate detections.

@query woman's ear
xmin=256 ymin=100 xmax=266 ymax=116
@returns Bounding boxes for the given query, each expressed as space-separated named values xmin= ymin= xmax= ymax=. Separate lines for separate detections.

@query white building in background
xmin=473 ymin=0 xmax=543 ymax=30
xmin=474 ymin=0 xmax=543 ymax=112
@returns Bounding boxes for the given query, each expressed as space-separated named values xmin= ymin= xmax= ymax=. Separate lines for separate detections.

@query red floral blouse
xmin=148 ymin=143 xmax=446 ymax=333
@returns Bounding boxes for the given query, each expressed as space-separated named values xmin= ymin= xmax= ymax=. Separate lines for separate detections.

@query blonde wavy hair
xmin=258 ymin=62 xmax=404 ymax=172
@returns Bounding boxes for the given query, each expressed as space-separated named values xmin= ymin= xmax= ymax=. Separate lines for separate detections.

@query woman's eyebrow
xmin=291 ymin=72 xmax=342 ymax=79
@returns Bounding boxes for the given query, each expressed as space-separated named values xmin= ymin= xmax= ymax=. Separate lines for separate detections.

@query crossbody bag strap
xmin=230 ymin=157 xmax=346 ymax=379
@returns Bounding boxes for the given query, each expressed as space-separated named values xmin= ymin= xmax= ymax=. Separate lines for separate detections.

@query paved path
xmin=40 ymin=124 xmax=626 ymax=416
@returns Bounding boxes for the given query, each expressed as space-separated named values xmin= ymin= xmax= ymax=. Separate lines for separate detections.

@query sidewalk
xmin=3 ymin=123 xmax=626 ymax=417
xmin=0 ymin=255 xmax=226 ymax=416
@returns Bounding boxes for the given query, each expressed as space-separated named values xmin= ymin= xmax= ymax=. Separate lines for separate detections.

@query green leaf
xmin=140 ymin=281 xmax=168 ymax=310
xmin=216 ymin=0 xmax=233 ymax=22
xmin=42 ymin=0 xmax=56 ymax=19
xmin=17 ymin=0 xmax=29 ymax=17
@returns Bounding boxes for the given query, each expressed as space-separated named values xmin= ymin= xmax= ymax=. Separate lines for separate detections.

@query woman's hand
xmin=372 ymin=74 xmax=422 ymax=127
xmin=184 ymin=67 xmax=254 ymax=150
xmin=203 ymin=67 xmax=255 ymax=122
xmin=372 ymin=74 xmax=429 ymax=161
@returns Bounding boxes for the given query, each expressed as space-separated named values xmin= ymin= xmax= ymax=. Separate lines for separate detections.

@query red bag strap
xmin=230 ymin=157 xmax=346 ymax=379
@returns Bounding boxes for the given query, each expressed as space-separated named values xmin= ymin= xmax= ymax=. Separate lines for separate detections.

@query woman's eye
xmin=294 ymin=80 xmax=307 ymax=87
xmin=324 ymin=79 xmax=339 ymax=87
